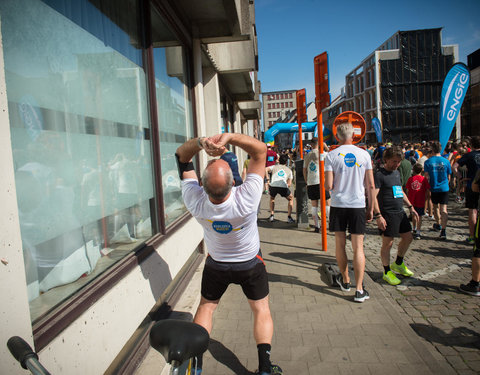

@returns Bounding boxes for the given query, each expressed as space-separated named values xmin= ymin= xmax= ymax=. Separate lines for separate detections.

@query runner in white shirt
xmin=266 ymin=154 xmax=294 ymax=223
xmin=176 ymin=133 xmax=282 ymax=375
xmin=324 ymin=122 xmax=375 ymax=303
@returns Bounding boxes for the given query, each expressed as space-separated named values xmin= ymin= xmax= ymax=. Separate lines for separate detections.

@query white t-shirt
xmin=324 ymin=144 xmax=372 ymax=208
xmin=181 ymin=173 xmax=263 ymax=262
xmin=268 ymin=164 xmax=292 ymax=188
xmin=304 ymin=149 xmax=320 ymax=186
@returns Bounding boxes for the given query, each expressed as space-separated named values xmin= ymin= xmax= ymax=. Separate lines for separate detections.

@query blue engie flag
xmin=439 ymin=63 xmax=470 ymax=153
xmin=292 ymin=132 xmax=297 ymax=149
xmin=371 ymin=117 xmax=382 ymax=143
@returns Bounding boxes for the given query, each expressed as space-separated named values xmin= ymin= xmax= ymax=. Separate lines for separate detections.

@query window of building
xmin=275 ymin=94 xmax=279 ymax=100
xmin=1 ymin=0 xmax=193 ymax=324
xmin=268 ymin=103 xmax=271 ymax=109
xmin=281 ymin=103 xmax=284 ymax=108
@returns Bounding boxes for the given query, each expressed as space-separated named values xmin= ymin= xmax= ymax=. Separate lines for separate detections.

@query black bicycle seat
xmin=149 ymin=319 xmax=209 ymax=365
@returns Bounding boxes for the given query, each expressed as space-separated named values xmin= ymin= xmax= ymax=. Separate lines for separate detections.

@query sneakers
xmin=391 ymin=262 xmax=414 ymax=277
xmin=335 ymin=274 xmax=351 ymax=292
xmin=459 ymin=281 xmax=480 ymax=296
xmin=255 ymin=364 xmax=283 ymax=375
xmin=354 ymin=289 xmax=370 ymax=303
xmin=383 ymin=270 xmax=401 ymax=285
xmin=287 ymin=216 xmax=295 ymax=224
xmin=413 ymin=230 xmax=421 ymax=240
xmin=455 ymin=195 xmax=465 ymax=203
xmin=269 ymin=215 xmax=274 ymax=222
xmin=439 ymin=229 xmax=447 ymax=240
xmin=466 ymin=237 xmax=475 ymax=245
xmin=314 ymin=227 xmax=320 ymax=233
xmin=432 ymin=223 xmax=441 ymax=231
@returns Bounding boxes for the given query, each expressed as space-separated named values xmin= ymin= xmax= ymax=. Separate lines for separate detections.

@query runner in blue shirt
xmin=424 ymin=141 xmax=452 ymax=240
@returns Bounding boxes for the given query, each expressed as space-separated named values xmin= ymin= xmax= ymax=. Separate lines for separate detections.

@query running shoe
xmin=432 ymin=223 xmax=441 ymax=231
xmin=354 ymin=289 xmax=370 ymax=303
xmin=466 ymin=237 xmax=475 ymax=245
xmin=335 ymin=273 xmax=351 ymax=292
xmin=287 ymin=216 xmax=295 ymax=224
xmin=269 ymin=215 xmax=274 ymax=222
xmin=390 ymin=262 xmax=414 ymax=277
xmin=413 ymin=231 xmax=421 ymax=240
xmin=439 ymin=229 xmax=447 ymax=240
xmin=255 ymin=364 xmax=283 ymax=375
xmin=383 ymin=270 xmax=401 ymax=285
xmin=459 ymin=281 xmax=480 ymax=296
xmin=314 ymin=227 xmax=320 ymax=233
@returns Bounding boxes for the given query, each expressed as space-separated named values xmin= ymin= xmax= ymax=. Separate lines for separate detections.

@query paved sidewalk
xmin=137 ymin=195 xmax=468 ymax=374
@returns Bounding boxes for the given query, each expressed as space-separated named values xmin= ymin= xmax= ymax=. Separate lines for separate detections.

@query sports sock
xmin=325 ymin=205 xmax=330 ymax=219
xmin=383 ymin=265 xmax=390 ymax=274
xmin=257 ymin=343 xmax=272 ymax=373
xmin=312 ymin=207 xmax=319 ymax=228
xmin=395 ymin=256 xmax=404 ymax=265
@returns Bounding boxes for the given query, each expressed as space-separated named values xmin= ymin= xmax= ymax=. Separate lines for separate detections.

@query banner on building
xmin=439 ymin=62 xmax=470 ymax=153
xmin=371 ymin=117 xmax=382 ymax=143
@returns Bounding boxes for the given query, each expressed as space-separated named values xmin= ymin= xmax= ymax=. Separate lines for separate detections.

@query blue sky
xmin=256 ymin=0 xmax=480 ymax=103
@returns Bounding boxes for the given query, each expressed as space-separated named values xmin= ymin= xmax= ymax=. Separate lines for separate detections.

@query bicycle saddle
xmin=149 ymin=319 xmax=210 ymax=365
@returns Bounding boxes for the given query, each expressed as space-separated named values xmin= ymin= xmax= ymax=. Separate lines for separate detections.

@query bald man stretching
xmin=176 ymin=133 xmax=282 ymax=375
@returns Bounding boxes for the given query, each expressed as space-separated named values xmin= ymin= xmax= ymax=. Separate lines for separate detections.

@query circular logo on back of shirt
xmin=309 ymin=162 xmax=317 ymax=172
xmin=411 ymin=180 xmax=422 ymax=190
xmin=212 ymin=221 xmax=233 ymax=234
xmin=278 ymin=170 xmax=285 ymax=177
xmin=344 ymin=153 xmax=356 ymax=168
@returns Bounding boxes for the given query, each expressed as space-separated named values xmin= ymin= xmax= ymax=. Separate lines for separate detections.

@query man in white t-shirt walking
xmin=303 ymin=137 xmax=331 ymax=232
xmin=325 ymin=122 xmax=375 ymax=302
xmin=176 ymin=133 xmax=282 ymax=375
xmin=266 ymin=154 xmax=294 ymax=223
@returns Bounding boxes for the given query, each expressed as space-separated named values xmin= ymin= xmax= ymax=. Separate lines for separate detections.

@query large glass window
xmin=1 ymin=0 xmax=156 ymax=321
xmin=150 ymin=5 xmax=195 ymax=227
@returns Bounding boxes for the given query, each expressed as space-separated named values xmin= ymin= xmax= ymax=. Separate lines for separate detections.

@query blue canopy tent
xmin=264 ymin=122 xmax=333 ymax=145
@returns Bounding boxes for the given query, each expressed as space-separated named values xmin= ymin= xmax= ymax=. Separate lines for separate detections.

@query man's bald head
xmin=201 ymin=159 xmax=234 ymax=202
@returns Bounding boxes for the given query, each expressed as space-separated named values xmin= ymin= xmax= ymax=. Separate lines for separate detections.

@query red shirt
xmin=406 ymin=175 xmax=430 ymax=208
xmin=266 ymin=149 xmax=277 ymax=167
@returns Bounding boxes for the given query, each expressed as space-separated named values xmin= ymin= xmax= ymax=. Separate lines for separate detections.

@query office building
xmin=262 ymin=89 xmax=297 ymax=130
xmin=323 ymin=28 xmax=458 ymax=144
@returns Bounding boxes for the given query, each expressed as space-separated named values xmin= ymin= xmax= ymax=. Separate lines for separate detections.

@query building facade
xmin=0 ymin=1 xmax=260 ymax=374
xmin=262 ymin=89 xmax=297 ymax=130
xmin=323 ymin=28 xmax=458 ymax=144
xmin=462 ymin=48 xmax=480 ymax=137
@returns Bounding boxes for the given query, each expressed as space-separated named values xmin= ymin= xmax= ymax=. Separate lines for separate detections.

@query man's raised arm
xmin=207 ymin=133 xmax=266 ymax=178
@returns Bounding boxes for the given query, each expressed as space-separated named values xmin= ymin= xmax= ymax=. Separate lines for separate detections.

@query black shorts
xmin=414 ymin=206 xmax=425 ymax=216
xmin=465 ymin=189 xmax=480 ymax=209
xmin=269 ymin=186 xmax=291 ymax=198
xmin=201 ymin=252 xmax=269 ymax=301
xmin=329 ymin=207 xmax=366 ymax=235
xmin=380 ymin=211 xmax=412 ymax=238
xmin=430 ymin=191 xmax=449 ymax=205
xmin=307 ymin=184 xmax=331 ymax=200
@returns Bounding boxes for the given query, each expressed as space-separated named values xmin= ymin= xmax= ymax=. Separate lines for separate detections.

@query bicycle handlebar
xmin=7 ymin=336 xmax=51 ymax=375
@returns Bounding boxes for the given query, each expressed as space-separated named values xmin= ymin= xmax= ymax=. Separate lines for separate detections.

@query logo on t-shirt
xmin=411 ymin=180 xmax=422 ymax=191
xmin=344 ymin=153 xmax=357 ymax=168
xmin=309 ymin=162 xmax=317 ymax=172
xmin=278 ymin=170 xmax=285 ymax=177
xmin=267 ymin=156 xmax=274 ymax=162
xmin=212 ymin=221 xmax=233 ymax=234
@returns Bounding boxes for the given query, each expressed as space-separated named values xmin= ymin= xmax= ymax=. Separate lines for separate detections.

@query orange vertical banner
xmin=314 ymin=52 xmax=330 ymax=251
xmin=296 ymin=89 xmax=307 ymax=159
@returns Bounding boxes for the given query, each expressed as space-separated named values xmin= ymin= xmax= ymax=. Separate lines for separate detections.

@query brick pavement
xmin=361 ymin=200 xmax=480 ymax=374
xmin=136 ymin=194 xmax=471 ymax=374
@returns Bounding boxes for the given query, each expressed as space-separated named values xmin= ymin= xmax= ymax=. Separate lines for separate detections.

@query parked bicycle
xmin=8 ymin=319 xmax=209 ymax=375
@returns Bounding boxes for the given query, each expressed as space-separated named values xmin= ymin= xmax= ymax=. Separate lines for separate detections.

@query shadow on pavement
xmin=413 ymin=246 xmax=471 ymax=259
xmin=411 ymin=323 xmax=480 ymax=349
xmin=257 ymin=219 xmax=298 ymax=230
xmin=208 ymin=339 xmax=254 ymax=375
xmin=267 ymin=271 xmax=353 ymax=301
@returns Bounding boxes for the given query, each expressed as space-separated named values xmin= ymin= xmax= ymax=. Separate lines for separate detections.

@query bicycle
xmin=149 ymin=319 xmax=210 ymax=375
xmin=8 ymin=319 xmax=209 ymax=375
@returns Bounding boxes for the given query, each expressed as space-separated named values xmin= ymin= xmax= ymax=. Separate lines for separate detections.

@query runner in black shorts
xmin=430 ymin=191 xmax=449 ymax=205
xmin=374 ymin=146 xmax=418 ymax=286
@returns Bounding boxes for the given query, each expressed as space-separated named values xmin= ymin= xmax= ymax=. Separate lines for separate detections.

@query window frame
xmin=31 ymin=0 xmax=197 ymax=350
